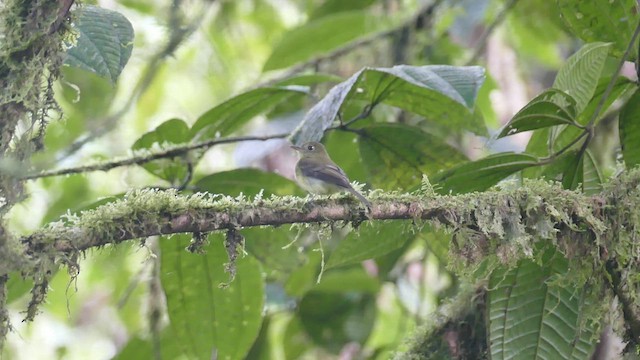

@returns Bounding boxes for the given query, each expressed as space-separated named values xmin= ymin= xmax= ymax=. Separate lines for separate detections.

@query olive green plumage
xmin=291 ymin=141 xmax=371 ymax=209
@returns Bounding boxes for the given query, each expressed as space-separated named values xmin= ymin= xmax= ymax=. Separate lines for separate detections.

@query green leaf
xmin=359 ymin=124 xmax=467 ymax=189
xmin=289 ymin=65 xmax=486 ymax=144
xmin=561 ymin=151 xmax=584 ymax=191
xmin=65 ymin=5 xmax=134 ymax=83
xmin=298 ymin=275 xmax=376 ymax=352
xmin=194 ymin=169 xmax=303 ymax=197
xmin=498 ymin=89 xmax=579 ymax=138
xmin=243 ymin=227 xmax=305 ymax=281
xmin=131 ymin=119 xmax=191 ymax=184
xmin=326 ymin=222 xmax=413 ymax=269
xmin=583 ymin=150 xmax=603 ymax=195
xmin=434 ymin=153 xmax=540 ymax=194
xmin=274 ymin=73 xmax=343 ymax=86
xmin=558 ymin=0 xmax=639 ymax=59
xmin=619 ymin=89 xmax=640 ymax=168
xmin=161 ymin=234 xmax=265 ymax=360
xmin=309 ymin=0 xmax=376 ymax=20
xmin=488 ymin=258 xmax=596 ymax=359
xmin=190 ymin=86 xmax=310 ymax=140
xmin=553 ymin=42 xmax=611 ymax=113
xmin=263 ymin=11 xmax=389 ymax=71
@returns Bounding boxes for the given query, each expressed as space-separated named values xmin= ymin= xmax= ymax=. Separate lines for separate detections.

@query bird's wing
xmin=297 ymin=160 xmax=352 ymax=189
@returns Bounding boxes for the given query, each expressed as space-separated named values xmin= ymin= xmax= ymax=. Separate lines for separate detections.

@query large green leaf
xmin=434 ymin=153 xmax=540 ymax=194
xmin=619 ymin=90 xmax=640 ymax=168
xmin=194 ymin=169 xmax=303 ymax=197
xmin=190 ymin=86 xmax=310 ymax=140
xmin=359 ymin=124 xmax=467 ymax=189
xmin=131 ymin=119 xmax=191 ymax=184
xmin=558 ymin=0 xmax=639 ymax=59
xmin=498 ymin=89 xmax=579 ymax=138
xmin=326 ymin=222 xmax=413 ymax=269
xmin=488 ymin=257 xmax=596 ymax=359
xmin=263 ymin=11 xmax=389 ymax=71
xmin=65 ymin=5 xmax=134 ymax=83
xmin=553 ymin=42 xmax=611 ymax=113
xmin=289 ymin=65 xmax=486 ymax=144
xmin=161 ymin=234 xmax=265 ymax=360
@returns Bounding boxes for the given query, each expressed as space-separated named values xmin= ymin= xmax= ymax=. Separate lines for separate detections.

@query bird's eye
xmin=307 ymin=145 xmax=314 ymax=151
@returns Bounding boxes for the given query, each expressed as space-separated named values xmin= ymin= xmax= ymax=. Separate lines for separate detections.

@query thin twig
xmin=23 ymin=133 xmax=288 ymax=180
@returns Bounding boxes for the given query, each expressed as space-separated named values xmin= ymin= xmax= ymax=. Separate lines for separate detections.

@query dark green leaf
xmin=194 ymin=169 xmax=303 ymax=197
xmin=498 ymin=89 xmax=579 ymax=138
xmin=561 ymin=151 xmax=584 ymax=191
xmin=289 ymin=65 xmax=486 ymax=144
xmin=359 ymin=124 xmax=467 ymax=189
xmin=190 ymin=87 xmax=309 ymax=140
xmin=583 ymin=150 xmax=603 ymax=195
xmin=263 ymin=12 xmax=389 ymax=71
xmin=553 ymin=42 xmax=611 ymax=113
xmin=243 ymin=227 xmax=306 ymax=281
xmin=161 ymin=234 xmax=265 ymax=360
xmin=132 ymin=119 xmax=191 ymax=184
xmin=558 ymin=1 xmax=638 ymax=59
xmin=298 ymin=275 xmax=376 ymax=352
xmin=65 ymin=5 xmax=134 ymax=83
xmin=488 ymin=257 xmax=596 ymax=359
xmin=327 ymin=222 xmax=413 ymax=269
xmin=619 ymin=89 xmax=640 ymax=168
xmin=434 ymin=153 xmax=539 ymax=194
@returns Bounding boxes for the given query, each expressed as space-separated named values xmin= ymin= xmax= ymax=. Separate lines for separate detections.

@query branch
xmin=23 ymin=133 xmax=288 ymax=180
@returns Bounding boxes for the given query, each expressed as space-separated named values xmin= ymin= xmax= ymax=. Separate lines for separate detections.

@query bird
xmin=291 ymin=141 xmax=371 ymax=209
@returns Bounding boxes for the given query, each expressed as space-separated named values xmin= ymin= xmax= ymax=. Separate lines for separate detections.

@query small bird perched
xmin=291 ymin=141 xmax=371 ymax=209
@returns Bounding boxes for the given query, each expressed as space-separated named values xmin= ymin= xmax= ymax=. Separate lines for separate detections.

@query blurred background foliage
xmin=3 ymin=0 xmax=638 ymax=358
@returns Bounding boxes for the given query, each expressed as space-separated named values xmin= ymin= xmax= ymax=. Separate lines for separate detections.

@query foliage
xmin=2 ymin=0 xmax=640 ymax=359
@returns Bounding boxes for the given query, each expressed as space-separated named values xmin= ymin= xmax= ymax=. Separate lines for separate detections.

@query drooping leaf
xmin=263 ymin=11 xmax=390 ymax=71
xmin=131 ymin=119 xmax=191 ymax=184
xmin=289 ymin=65 xmax=486 ymax=144
xmin=434 ymin=153 xmax=540 ymax=194
xmin=619 ymin=89 xmax=640 ymax=168
xmin=190 ymin=86 xmax=310 ymax=140
xmin=65 ymin=5 xmax=134 ymax=83
xmin=194 ymin=169 xmax=303 ymax=197
xmin=498 ymin=89 xmax=579 ymax=138
xmin=161 ymin=234 xmax=265 ymax=360
xmin=553 ymin=42 xmax=611 ymax=113
xmin=558 ymin=0 xmax=639 ymax=59
xmin=488 ymin=257 xmax=596 ymax=359
xmin=359 ymin=124 xmax=467 ymax=190
xmin=326 ymin=222 xmax=413 ymax=269
xmin=243 ymin=227 xmax=306 ymax=281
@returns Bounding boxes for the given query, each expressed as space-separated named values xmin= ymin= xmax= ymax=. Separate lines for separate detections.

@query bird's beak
xmin=290 ymin=145 xmax=303 ymax=151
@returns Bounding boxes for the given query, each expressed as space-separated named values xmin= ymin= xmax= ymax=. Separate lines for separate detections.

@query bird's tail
xmin=347 ymin=187 xmax=372 ymax=210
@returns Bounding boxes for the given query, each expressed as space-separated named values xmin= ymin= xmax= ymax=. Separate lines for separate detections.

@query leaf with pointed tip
xmin=191 ymin=86 xmax=310 ymax=141
xmin=65 ymin=5 xmax=134 ymax=83
xmin=434 ymin=153 xmax=539 ymax=194
xmin=290 ymin=65 xmax=486 ymax=144
xmin=498 ymin=89 xmax=579 ymax=138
